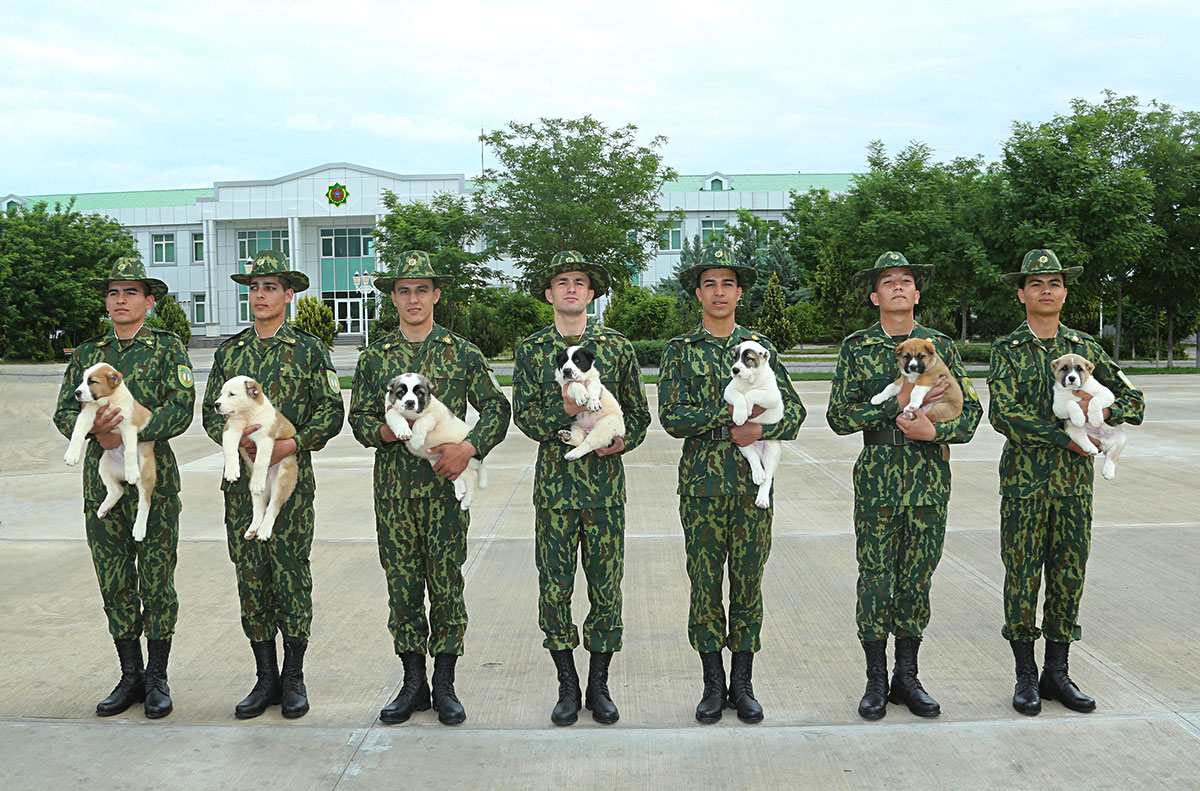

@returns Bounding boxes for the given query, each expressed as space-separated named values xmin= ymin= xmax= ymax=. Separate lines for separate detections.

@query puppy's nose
xmin=732 ymin=367 xmax=740 ymax=375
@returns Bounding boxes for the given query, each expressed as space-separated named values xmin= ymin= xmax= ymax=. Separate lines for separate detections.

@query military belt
xmin=862 ymin=428 xmax=911 ymax=446
xmin=705 ymin=426 xmax=731 ymax=441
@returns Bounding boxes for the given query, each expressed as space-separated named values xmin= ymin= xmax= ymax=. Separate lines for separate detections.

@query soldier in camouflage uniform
xmin=988 ymin=249 xmax=1144 ymax=715
xmin=658 ymin=247 xmax=805 ymax=724
xmin=54 ymin=255 xmax=194 ymax=719
xmin=825 ymin=251 xmax=982 ymax=720
xmin=511 ymin=250 xmax=650 ymax=726
xmin=201 ymin=250 xmax=344 ymax=720
xmin=348 ymin=251 xmax=509 ymax=726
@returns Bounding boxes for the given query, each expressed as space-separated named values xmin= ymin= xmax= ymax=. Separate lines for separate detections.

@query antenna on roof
xmin=480 ymin=118 xmax=485 ymax=176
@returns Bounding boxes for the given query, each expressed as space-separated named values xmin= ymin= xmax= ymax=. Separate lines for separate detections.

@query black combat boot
xmin=380 ymin=652 xmax=432 ymax=724
xmin=888 ymin=636 xmax=940 ymax=717
xmin=858 ymin=640 xmax=889 ymax=720
xmin=280 ymin=638 xmax=309 ymax=719
xmin=431 ymin=653 xmax=466 ymax=725
xmin=549 ymin=649 xmax=581 ymax=726
xmin=1040 ymin=641 xmax=1096 ymax=712
xmin=727 ymin=651 xmax=764 ymax=723
xmin=235 ymin=640 xmax=281 ymax=719
xmin=96 ymin=638 xmax=145 ymax=716
xmin=584 ymin=651 xmax=619 ymax=725
xmin=695 ymin=651 xmax=727 ymax=724
xmin=1010 ymin=640 xmax=1041 ymax=715
xmin=143 ymin=639 xmax=173 ymax=719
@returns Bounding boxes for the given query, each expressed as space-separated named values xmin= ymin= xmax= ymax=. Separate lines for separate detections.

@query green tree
xmin=784 ymin=301 xmax=826 ymax=349
xmin=753 ymin=273 xmax=800 ymax=352
xmin=603 ymin=284 xmax=679 ymax=340
xmin=154 ymin=294 xmax=191 ymax=345
xmin=474 ymin=116 xmax=678 ymax=289
xmin=291 ymin=295 xmax=340 ymax=348
xmin=496 ymin=289 xmax=552 ymax=357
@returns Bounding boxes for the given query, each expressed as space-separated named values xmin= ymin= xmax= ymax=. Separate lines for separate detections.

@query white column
xmin=204 ymin=218 xmax=221 ymax=336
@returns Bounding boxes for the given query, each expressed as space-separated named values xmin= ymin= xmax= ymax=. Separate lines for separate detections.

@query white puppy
xmin=1051 ymin=353 xmax=1126 ymax=480
xmin=554 ymin=345 xmax=625 ymax=461
xmin=215 ymin=375 xmax=299 ymax=540
xmin=723 ymin=340 xmax=785 ymax=509
xmin=385 ymin=372 xmax=486 ymax=509
xmin=64 ymin=362 xmax=156 ymax=541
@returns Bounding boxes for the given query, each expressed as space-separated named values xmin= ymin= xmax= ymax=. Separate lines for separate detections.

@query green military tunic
xmin=658 ymin=324 xmax=805 ymax=652
xmin=826 ymin=322 xmax=982 ymax=641
xmin=512 ymin=322 xmax=650 ymax=652
xmin=201 ymin=323 xmax=344 ymax=642
xmin=348 ymin=324 xmax=510 ymax=656
xmin=54 ymin=325 xmax=195 ymax=640
xmin=988 ymin=321 xmax=1144 ymax=642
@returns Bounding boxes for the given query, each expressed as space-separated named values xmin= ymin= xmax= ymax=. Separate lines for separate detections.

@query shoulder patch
xmin=963 ymin=377 xmax=978 ymax=400
xmin=177 ymin=365 xmax=194 ymax=388
xmin=327 ymin=370 xmax=340 ymax=393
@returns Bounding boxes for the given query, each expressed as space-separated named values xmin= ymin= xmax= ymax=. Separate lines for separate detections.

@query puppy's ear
xmin=107 ymin=370 xmax=120 ymax=387
xmin=1083 ymin=358 xmax=1095 ymax=373
xmin=555 ymin=349 xmax=568 ymax=369
xmin=576 ymin=347 xmax=596 ymax=368
xmin=245 ymin=380 xmax=260 ymax=400
xmin=759 ymin=347 xmax=770 ymax=361
xmin=418 ymin=374 xmax=435 ymax=394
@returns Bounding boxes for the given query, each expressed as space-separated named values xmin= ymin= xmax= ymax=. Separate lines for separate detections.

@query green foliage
xmin=784 ymin=301 xmax=826 ymax=347
xmin=0 ymin=199 xmax=135 ymax=360
xmin=291 ymin=295 xmax=340 ymax=348
xmin=603 ymin=284 xmax=681 ymax=340
xmin=629 ymin=339 xmax=666 ymax=367
xmin=154 ymin=295 xmax=190 ymax=345
xmin=753 ymin=274 xmax=800 ymax=352
xmin=460 ymin=298 xmax=508 ymax=358
xmin=495 ymin=289 xmax=552 ymax=357
xmin=474 ymin=116 xmax=678 ymax=290
xmin=954 ymin=342 xmax=993 ymax=363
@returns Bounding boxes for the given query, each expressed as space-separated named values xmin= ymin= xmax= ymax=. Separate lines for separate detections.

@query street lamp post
xmin=352 ymin=271 xmax=376 ymax=347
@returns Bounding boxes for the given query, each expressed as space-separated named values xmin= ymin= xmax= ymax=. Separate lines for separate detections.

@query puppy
xmin=554 ymin=345 xmax=626 ymax=461
xmin=870 ymin=338 xmax=964 ymax=422
xmin=385 ymin=372 xmax=486 ymax=509
xmin=64 ymin=363 xmax=156 ymax=541
xmin=215 ymin=375 xmax=299 ymax=540
xmin=1051 ymin=353 xmax=1126 ymax=480
xmin=724 ymin=340 xmax=784 ymax=509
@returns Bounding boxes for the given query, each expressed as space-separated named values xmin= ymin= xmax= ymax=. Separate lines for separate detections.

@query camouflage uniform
xmin=826 ymin=323 xmax=982 ymax=641
xmin=988 ymin=321 xmax=1144 ymax=642
xmin=658 ymin=325 xmax=805 ymax=652
xmin=54 ymin=324 xmax=195 ymax=640
xmin=348 ymin=324 xmax=510 ymax=656
xmin=512 ymin=322 xmax=650 ymax=652
xmin=201 ymin=323 xmax=344 ymax=642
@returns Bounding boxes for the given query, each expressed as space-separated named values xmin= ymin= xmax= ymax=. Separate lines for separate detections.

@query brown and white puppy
xmin=64 ymin=362 xmax=156 ymax=541
xmin=1051 ymin=353 xmax=1125 ymax=480
xmin=554 ymin=345 xmax=626 ymax=461
xmin=870 ymin=338 xmax=964 ymax=422
xmin=723 ymin=340 xmax=783 ymax=509
xmin=215 ymin=375 xmax=299 ymax=540
xmin=385 ymin=372 xmax=486 ymax=509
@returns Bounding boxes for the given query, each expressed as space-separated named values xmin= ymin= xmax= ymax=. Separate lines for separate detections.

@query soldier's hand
xmin=896 ymin=408 xmax=937 ymax=441
xmin=594 ymin=435 xmax=626 ymax=457
xmin=89 ymin=404 xmax=123 ymax=435
xmin=239 ymin=424 xmax=262 ymax=459
xmin=897 ymin=376 xmax=948 ymax=410
xmin=729 ymin=421 xmax=763 ymax=446
xmin=430 ymin=440 xmax=477 ymax=480
xmin=727 ymin=404 xmax=766 ymax=421
xmin=1074 ymin=391 xmax=1111 ymax=423
xmin=1066 ymin=438 xmax=1102 ymax=457
xmin=95 ymin=432 xmax=123 ymax=451
xmin=267 ymin=438 xmax=296 ymax=466
xmin=380 ymin=424 xmax=400 ymax=443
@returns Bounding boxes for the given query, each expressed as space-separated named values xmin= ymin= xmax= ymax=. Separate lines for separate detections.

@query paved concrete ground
xmin=1 ymin=374 xmax=1198 ymax=790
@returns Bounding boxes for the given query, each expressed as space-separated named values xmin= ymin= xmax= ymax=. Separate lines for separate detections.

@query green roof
xmin=661 ymin=173 xmax=856 ymax=193
xmin=15 ymin=188 xmax=213 ymax=211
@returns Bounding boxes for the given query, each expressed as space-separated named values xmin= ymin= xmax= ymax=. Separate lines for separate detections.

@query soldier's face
xmin=695 ymin=268 xmax=742 ymax=320
xmin=106 ymin=281 xmax=154 ymax=330
xmin=391 ymin=279 xmax=440 ymax=328
xmin=249 ymin=276 xmax=293 ymax=323
xmin=869 ymin=268 xmax=919 ymax=313
xmin=545 ymin=271 xmax=593 ymax=316
xmin=1017 ymin=275 xmax=1066 ymax=316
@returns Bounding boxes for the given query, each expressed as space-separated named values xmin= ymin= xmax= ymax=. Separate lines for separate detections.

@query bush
xmin=291 ymin=295 xmax=340 ymax=348
xmin=955 ymin=342 xmax=992 ymax=363
xmin=462 ymin=301 xmax=507 ymax=358
xmin=154 ymin=295 xmax=190 ymax=345
xmin=753 ymin=274 xmax=800 ymax=352
xmin=630 ymin=339 xmax=666 ymax=367
xmin=784 ymin=302 xmax=826 ymax=347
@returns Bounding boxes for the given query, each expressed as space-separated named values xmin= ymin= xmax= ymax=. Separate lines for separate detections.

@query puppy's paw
xmin=64 ymin=447 xmax=83 ymax=466
xmin=1087 ymin=407 xmax=1105 ymax=427
xmin=870 ymin=393 xmax=888 ymax=405
xmin=395 ymin=424 xmax=413 ymax=441
xmin=732 ymin=408 xmax=748 ymax=426
xmin=563 ymin=447 xmax=586 ymax=461
xmin=97 ymin=504 xmax=112 ymax=519
xmin=1101 ymin=460 xmax=1116 ymax=480
xmin=751 ymin=467 xmax=766 ymax=485
xmin=132 ymin=525 xmax=146 ymax=543
xmin=587 ymin=397 xmax=602 ymax=412
xmin=557 ymin=429 xmax=574 ymax=444
xmin=223 ymin=465 xmax=241 ymax=483
xmin=256 ymin=524 xmax=273 ymax=541
xmin=243 ymin=525 xmax=258 ymax=540
xmin=575 ymin=393 xmax=588 ymax=407
xmin=754 ymin=492 xmax=771 ymax=509
xmin=250 ymin=476 xmax=267 ymax=495
xmin=124 ymin=465 xmax=140 ymax=485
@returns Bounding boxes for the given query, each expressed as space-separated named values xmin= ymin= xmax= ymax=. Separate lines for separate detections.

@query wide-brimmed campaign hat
xmin=373 ymin=250 xmax=452 ymax=294
xmin=853 ymin=251 xmax=934 ymax=299
xmin=678 ymin=246 xmax=758 ymax=293
xmin=534 ymin=250 xmax=612 ymax=298
xmin=89 ymin=254 xmax=169 ymax=301
xmin=1001 ymin=249 xmax=1083 ymax=288
xmin=230 ymin=249 xmax=310 ymax=292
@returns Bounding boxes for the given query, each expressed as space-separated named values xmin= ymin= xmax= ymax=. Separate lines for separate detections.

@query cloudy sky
xmin=3 ymin=0 xmax=1197 ymax=194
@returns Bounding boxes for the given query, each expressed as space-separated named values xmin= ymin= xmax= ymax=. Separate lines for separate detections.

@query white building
xmin=3 ymin=164 xmax=853 ymax=341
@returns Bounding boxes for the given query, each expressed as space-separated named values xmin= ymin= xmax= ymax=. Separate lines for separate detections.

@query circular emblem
xmin=1038 ymin=255 xmax=1049 ymax=263
xmin=177 ymin=365 xmax=194 ymax=388
xmin=326 ymin=183 xmax=349 ymax=206
xmin=327 ymin=370 xmax=340 ymax=393
xmin=890 ymin=253 xmax=899 ymax=260
xmin=714 ymin=249 xmax=724 ymax=259
xmin=407 ymin=256 xmax=418 ymax=265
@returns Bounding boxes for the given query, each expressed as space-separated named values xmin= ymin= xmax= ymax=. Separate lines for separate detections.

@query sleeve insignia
xmin=963 ymin=377 xmax=978 ymax=400
xmin=327 ymin=370 xmax=340 ymax=393
xmin=177 ymin=365 xmax=194 ymax=388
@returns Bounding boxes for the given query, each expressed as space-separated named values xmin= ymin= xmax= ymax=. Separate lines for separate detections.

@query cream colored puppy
xmin=554 ymin=345 xmax=625 ymax=461
xmin=64 ymin=362 xmax=156 ymax=541
xmin=724 ymin=340 xmax=784 ymax=509
xmin=1051 ymin=353 xmax=1126 ymax=480
xmin=385 ymin=372 xmax=486 ymax=509
xmin=215 ymin=375 xmax=299 ymax=540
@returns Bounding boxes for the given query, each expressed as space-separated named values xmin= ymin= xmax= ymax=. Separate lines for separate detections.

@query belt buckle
xmin=711 ymin=426 xmax=730 ymax=441
xmin=891 ymin=429 xmax=908 ymax=446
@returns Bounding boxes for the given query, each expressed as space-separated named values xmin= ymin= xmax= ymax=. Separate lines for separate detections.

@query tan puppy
xmin=64 ymin=362 xmax=156 ymax=541
xmin=554 ymin=345 xmax=625 ymax=461
xmin=215 ymin=375 xmax=299 ymax=540
xmin=1051 ymin=353 xmax=1126 ymax=480
xmin=870 ymin=338 xmax=964 ymax=422
xmin=385 ymin=372 xmax=486 ymax=509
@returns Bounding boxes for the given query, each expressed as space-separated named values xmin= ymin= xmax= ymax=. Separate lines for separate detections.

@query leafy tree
xmin=754 ymin=273 xmax=800 ymax=352
xmin=461 ymin=299 xmax=507 ymax=358
xmin=474 ymin=116 xmax=678 ymax=289
xmin=0 ymin=199 xmax=135 ymax=360
xmin=603 ymin=284 xmax=679 ymax=340
xmin=496 ymin=289 xmax=552 ymax=357
xmin=154 ymin=294 xmax=191 ymax=345
xmin=784 ymin=301 xmax=826 ymax=349
xmin=291 ymin=295 xmax=340 ymax=348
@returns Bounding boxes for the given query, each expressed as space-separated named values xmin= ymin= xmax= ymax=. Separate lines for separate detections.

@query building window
xmin=192 ymin=233 xmax=204 ymax=264
xmin=707 ymin=177 xmax=725 ymax=191
xmin=237 ymin=229 xmax=290 ymax=264
xmin=238 ymin=290 xmax=250 ymax=323
xmin=701 ymin=220 xmax=726 ymax=245
xmin=319 ymin=228 xmax=378 ymax=335
xmin=660 ymin=221 xmax=683 ymax=251
xmin=152 ymin=234 xmax=175 ymax=264
xmin=192 ymin=293 xmax=206 ymax=324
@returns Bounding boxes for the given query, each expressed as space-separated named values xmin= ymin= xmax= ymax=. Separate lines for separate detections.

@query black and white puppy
xmin=554 ymin=345 xmax=625 ymax=460
xmin=724 ymin=340 xmax=784 ymax=509
xmin=385 ymin=372 xmax=486 ymax=509
xmin=1050 ymin=353 xmax=1126 ymax=480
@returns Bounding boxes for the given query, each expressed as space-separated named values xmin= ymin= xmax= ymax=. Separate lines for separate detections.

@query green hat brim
xmin=1000 ymin=266 xmax=1083 ymax=288
xmin=678 ymin=264 xmax=758 ymax=294
xmin=854 ymin=263 xmax=934 ymax=307
xmin=373 ymin=273 xmax=452 ymax=294
xmin=535 ymin=263 xmax=612 ymax=298
xmin=90 ymin=277 xmax=170 ymax=301
xmin=230 ymin=270 xmax=310 ymax=292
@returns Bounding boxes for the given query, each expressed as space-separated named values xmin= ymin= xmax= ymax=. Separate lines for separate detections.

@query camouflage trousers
xmin=680 ymin=494 xmax=772 ymax=653
xmin=376 ymin=497 xmax=469 ymax=657
xmin=854 ymin=501 xmax=946 ymax=642
xmin=84 ymin=492 xmax=180 ymax=641
xmin=1000 ymin=495 xmax=1092 ymax=643
xmin=535 ymin=506 xmax=624 ymax=652
xmin=224 ymin=490 xmax=314 ymax=642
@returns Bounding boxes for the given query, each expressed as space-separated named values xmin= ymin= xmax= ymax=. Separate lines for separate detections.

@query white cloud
xmin=285 ymin=114 xmax=334 ymax=132
xmin=349 ymin=115 xmax=477 ymax=143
